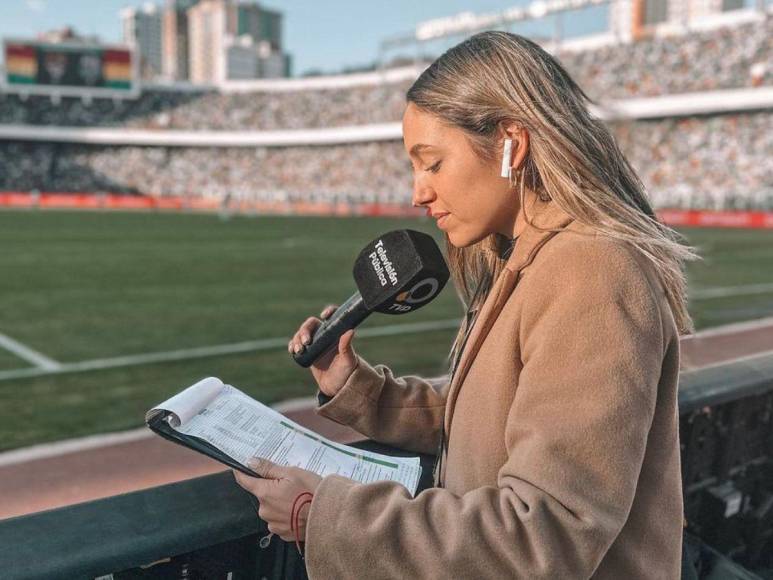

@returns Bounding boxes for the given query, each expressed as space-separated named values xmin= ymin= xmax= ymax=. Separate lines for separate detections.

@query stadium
xmin=0 ymin=0 xmax=772 ymax=578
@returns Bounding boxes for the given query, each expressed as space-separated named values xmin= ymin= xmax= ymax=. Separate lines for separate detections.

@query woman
xmin=234 ymin=31 xmax=696 ymax=579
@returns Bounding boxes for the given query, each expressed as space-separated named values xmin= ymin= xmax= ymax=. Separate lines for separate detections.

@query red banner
xmin=656 ymin=209 xmax=773 ymax=229
xmin=1 ymin=193 xmax=771 ymax=228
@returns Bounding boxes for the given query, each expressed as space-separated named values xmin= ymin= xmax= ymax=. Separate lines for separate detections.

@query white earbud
xmin=500 ymin=138 xmax=513 ymax=179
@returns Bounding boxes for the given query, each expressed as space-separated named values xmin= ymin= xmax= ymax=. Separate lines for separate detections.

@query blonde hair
xmin=405 ymin=31 xmax=697 ymax=362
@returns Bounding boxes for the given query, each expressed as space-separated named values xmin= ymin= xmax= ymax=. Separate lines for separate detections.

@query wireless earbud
xmin=500 ymin=138 xmax=513 ymax=179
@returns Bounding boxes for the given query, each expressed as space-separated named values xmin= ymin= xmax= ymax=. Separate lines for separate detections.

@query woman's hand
xmin=233 ymin=458 xmax=323 ymax=542
xmin=288 ymin=304 xmax=358 ymax=397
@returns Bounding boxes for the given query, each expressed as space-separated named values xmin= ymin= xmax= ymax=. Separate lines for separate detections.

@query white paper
xmin=154 ymin=376 xmax=225 ymax=427
xmin=148 ymin=378 xmax=422 ymax=496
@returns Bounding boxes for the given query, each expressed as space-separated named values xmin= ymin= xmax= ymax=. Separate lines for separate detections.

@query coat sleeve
xmin=313 ymin=356 xmax=450 ymax=455
xmin=304 ymin=240 xmax=667 ymax=580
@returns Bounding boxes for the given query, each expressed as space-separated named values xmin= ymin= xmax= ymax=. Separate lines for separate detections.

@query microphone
xmin=292 ymin=229 xmax=450 ymax=367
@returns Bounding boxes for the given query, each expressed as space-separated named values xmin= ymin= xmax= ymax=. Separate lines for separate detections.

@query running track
xmin=1 ymin=318 xmax=772 ymax=521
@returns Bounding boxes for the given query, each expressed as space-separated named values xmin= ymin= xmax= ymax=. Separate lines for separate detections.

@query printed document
xmin=147 ymin=377 xmax=422 ymax=496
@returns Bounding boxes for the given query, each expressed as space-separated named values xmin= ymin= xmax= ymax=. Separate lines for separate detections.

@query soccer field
xmin=1 ymin=210 xmax=772 ymax=451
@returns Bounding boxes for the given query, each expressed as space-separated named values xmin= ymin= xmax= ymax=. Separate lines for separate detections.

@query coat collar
xmin=440 ymin=198 xmax=575 ymax=476
xmin=507 ymin=195 xmax=575 ymax=270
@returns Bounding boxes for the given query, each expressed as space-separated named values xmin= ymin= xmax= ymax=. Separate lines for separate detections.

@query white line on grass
xmin=0 ymin=332 xmax=61 ymax=370
xmin=683 ymin=315 xmax=773 ymax=339
xmin=680 ymin=347 xmax=773 ymax=375
xmin=0 ymin=318 xmax=461 ymax=382
xmin=3 ymin=312 xmax=773 ymax=465
xmin=0 ymin=397 xmax=319 ymax=467
xmin=692 ymin=282 xmax=773 ymax=300
xmin=0 ymin=427 xmax=152 ymax=467
xmin=1 ymin=282 xmax=770 ymax=383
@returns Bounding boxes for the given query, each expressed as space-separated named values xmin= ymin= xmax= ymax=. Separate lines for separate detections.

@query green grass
xmin=0 ymin=329 xmax=453 ymax=451
xmin=0 ymin=210 xmax=771 ymax=451
xmin=682 ymin=228 xmax=773 ymax=327
xmin=0 ymin=349 xmax=25 ymax=371
xmin=0 ymin=211 xmax=461 ymax=450
xmin=0 ymin=211 xmax=462 ymax=361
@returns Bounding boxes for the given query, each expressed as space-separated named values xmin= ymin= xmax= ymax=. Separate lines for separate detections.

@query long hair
xmin=406 ymin=31 xmax=697 ymax=363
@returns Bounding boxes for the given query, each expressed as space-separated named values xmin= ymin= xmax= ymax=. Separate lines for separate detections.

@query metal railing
xmin=0 ymin=440 xmax=436 ymax=579
xmin=1 ymin=355 xmax=771 ymax=579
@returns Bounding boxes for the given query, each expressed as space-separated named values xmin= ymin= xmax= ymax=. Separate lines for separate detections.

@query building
xmin=188 ymin=0 xmax=226 ymax=83
xmin=224 ymin=36 xmax=290 ymax=80
xmin=232 ymin=2 xmax=282 ymax=51
xmin=162 ymin=0 xmax=201 ymax=81
xmin=36 ymin=26 xmax=100 ymax=44
xmin=187 ymin=0 xmax=290 ymax=84
xmin=610 ymin=0 xmax=755 ymax=40
xmin=121 ymin=3 xmax=163 ymax=80
xmin=406 ymin=0 xmax=763 ymax=52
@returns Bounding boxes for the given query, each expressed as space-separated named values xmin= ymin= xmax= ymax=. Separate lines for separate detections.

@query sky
xmin=0 ymin=0 xmax=608 ymax=76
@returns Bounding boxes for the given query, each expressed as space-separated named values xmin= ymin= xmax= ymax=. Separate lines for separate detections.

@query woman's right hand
xmin=288 ymin=304 xmax=358 ymax=398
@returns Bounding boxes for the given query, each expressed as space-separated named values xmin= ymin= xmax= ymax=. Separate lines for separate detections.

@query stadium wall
xmin=2 ymin=192 xmax=772 ymax=230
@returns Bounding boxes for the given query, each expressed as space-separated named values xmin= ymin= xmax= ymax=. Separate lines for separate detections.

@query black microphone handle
xmin=292 ymin=291 xmax=372 ymax=368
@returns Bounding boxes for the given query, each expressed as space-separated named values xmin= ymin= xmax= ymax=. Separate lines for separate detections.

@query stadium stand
xmin=0 ymin=17 xmax=769 ymax=131
xmin=0 ymin=14 xmax=771 ymax=210
xmin=559 ymin=15 xmax=771 ymax=99
xmin=615 ymin=112 xmax=773 ymax=210
xmin=0 ymin=81 xmax=414 ymax=131
xmin=1 ymin=111 xmax=770 ymax=210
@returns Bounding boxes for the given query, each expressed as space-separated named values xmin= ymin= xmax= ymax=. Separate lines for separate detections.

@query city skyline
xmin=0 ymin=0 xmax=609 ymax=77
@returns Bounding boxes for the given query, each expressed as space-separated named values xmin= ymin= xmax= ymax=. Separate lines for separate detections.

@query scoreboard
xmin=3 ymin=39 xmax=138 ymax=99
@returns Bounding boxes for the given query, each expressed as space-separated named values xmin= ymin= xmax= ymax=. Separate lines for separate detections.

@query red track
xmin=1 ymin=319 xmax=772 ymax=521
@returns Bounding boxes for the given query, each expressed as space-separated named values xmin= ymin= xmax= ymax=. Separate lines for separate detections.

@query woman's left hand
xmin=233 ymin=458 xmax=323 ymax=542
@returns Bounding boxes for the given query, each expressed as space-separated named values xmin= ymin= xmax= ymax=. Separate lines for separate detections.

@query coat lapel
xmin=441 ymin=198 xmax=576 ymax=442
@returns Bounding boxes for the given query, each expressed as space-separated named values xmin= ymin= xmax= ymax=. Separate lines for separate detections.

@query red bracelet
xmin=290 ymin=492 xmax=314 ymax=557
xmin=291 ymin=496 xmax=313 ymax=557
xmin=293 ymin=499 xmax=313 ymax=556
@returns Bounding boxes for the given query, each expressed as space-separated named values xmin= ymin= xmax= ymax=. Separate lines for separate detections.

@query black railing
xmin=679 ymin=354 xmax=773 ymax=576
xmin=1 ymin=354 xmax=771 ymax=580
xmin=0 ymin=441 xmax=436 ymax=580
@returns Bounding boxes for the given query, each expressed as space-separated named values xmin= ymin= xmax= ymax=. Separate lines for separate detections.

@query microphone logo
xmin=390 ymin=277 xmax=441 ymax=312
xmin=369 ymin=239 xmax=399 ymax=287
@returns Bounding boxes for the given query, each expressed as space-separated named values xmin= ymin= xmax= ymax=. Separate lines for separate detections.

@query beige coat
xmin=305 ymin=198 xmax=683 ymax=579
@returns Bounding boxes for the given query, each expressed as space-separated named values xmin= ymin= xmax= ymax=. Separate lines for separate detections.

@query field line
xmin=692 ymin=282 xmax=773 ymax=300
xmin=0 ymin=318 xmax=461 ymax=382
xmin=0 ymin=397 xmax=322 ymax=467
xmin=680 ymin=347 xmax=773 ymax=375
xmin=684 ymin=315 xmax=773 ymax=339
xmin=0 ymin=332 xmax=61 ymax=370
xmin=0 ymin=427 xmax=153 ymax=467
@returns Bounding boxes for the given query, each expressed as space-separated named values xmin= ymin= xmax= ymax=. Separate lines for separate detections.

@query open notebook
xmin=146 ymin=377 xmax=422 ymax=496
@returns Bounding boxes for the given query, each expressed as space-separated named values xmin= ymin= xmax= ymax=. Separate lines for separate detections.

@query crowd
xmin=1 ymin=17 xmax=770 ymax=208
xmin=559 ymin=16 xmax=771 ymax=99
xmin=0 ymin=81 xmax=413 ymax=131
xmin=615 ymin=112 xmax=773 ymax=209
xmin=614 ymin=112 xmax=773 ymax=209
xmin=0 ymin=140 xmax=414 ymax=205
xmin=0 ymin=17 xmax=769 ymax=131
xmin=1 ymin=111 xmax=771 ymax=210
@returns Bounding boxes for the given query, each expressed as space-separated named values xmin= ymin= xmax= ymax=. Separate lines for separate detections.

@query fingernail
xmin=294 ymin=344 xmax=302 ymax=354
xmin=302 ymin=334 xmax=310 ymax=345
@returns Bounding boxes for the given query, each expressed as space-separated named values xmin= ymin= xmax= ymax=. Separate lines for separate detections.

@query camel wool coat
xmin=304 ymin=198 xmax=683 ymax=579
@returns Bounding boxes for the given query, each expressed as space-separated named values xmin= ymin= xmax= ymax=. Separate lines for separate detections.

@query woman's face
xmin=402 ymin=102 xmax=519 ymax=247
